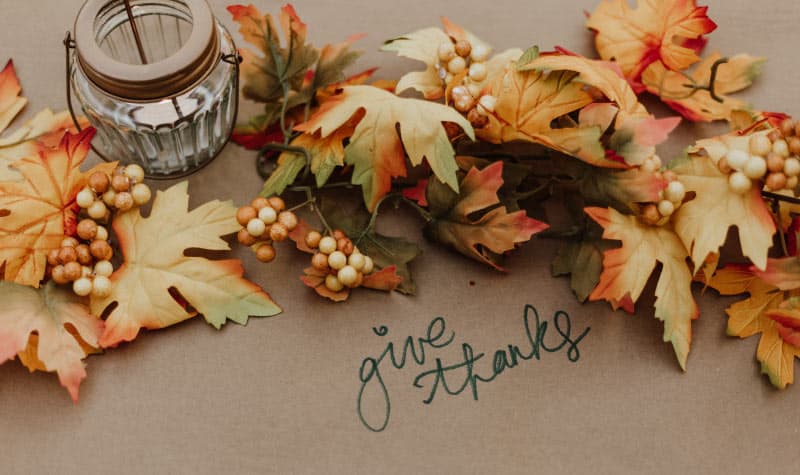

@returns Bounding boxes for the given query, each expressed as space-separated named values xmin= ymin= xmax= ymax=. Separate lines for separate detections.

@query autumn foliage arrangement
xmin=1 ymin=0 xmax=800 ymax=401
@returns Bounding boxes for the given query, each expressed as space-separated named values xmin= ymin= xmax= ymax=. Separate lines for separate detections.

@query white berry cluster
xmin=76 ymin=164 xmax=152 ymax=220
xmin=436 ymin=37 xmax=497 ymax=128
xmin=307 ymin=229 xmax=375 ymax=291
xmin=236 ymin=196 xmax=298 ymax=263
xmin=640 ymin=170 xmax=687 ymax=226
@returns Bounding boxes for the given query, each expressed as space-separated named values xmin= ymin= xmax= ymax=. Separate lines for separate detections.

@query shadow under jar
xmin=69 ymin=0 xmax=238 ymax=176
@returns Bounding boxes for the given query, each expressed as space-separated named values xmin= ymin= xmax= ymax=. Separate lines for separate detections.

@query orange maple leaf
xmin=586 ymin=0 xmax=717 ymax=90
xmin=0 ymin=129 xmax=116 ymax=287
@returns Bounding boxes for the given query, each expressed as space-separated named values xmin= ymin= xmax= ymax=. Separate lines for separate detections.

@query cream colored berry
xmin=94 ymin=260 xmax=114 ymax=277
xmin=102 ymin=189 xmax=117 ymax=207
xmin=131 ymin=183 xmax=151 ymax=205
xmin=657 ymin=200 xmax=675 ymax=217
xmin=362 ymin=256 xmax=374 ymax=275
xmin=328 ymin=251 xmax=347 ymax=270
xmin=725 ymin=149 xmax=749 ymax=170
xmin=728 ymin=171 xmax=752 ymax=194
xmin=325 ymin=274 xmax=344 ymax=292
xmin=338 ymin=265 xmax=359 ymax=288
xmin=664 ymin=181 xmax=686 ymax=203
xmin=76 ymin=188 xmax=95 ymax=208
xmin=123 ymin=164 xmax=145 ymax=184
xmin=468 ymin=62 xmax=487 ymax=82
xmin=467 ymin=83 xmax=482 ymax=98
xmin=95 ymin=225 xmax=108 ymax=241
xmin=72 ymin=277 xmax=93 ymax=297
xmin=91 ymin=275 xmax=112 ymax=297
xmin=743 ymin=155 xmax=767 ymax=180
xmin=447 ymin=56 xmax=466 ymax=75
xmin=87 ymin=200 xmax=108 ymax=220
xmin=784 ymin=157 xmax=800 ymax=177
xmin=246 ymin=218 xmax=267 ymax=237
xmin=258 ymin=206 xmax=277 ymax=224
xmin=81 ymin=265 xmax=93 ymax=278
xmin=437 ymin=41 xmax=455 ymax=62
xmin=470 ymin=44 xmax=490 ymax=62
xmin=750 ymin=134 xmax=772 ymax=156
xmin=319 ymin=236 xmax=337 ymax=255
xmin=788 ymin=176 xmax=799 ymax=190
xmin=773 ymin=139 xmax=790 ymax=158
xmin=477 ymin=95 xmax=496 ymax=114
xmin=348 ymin=252 xmax=366 ymax=272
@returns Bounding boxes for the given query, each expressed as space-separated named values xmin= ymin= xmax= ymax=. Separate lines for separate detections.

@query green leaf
xmin=260 ymin=153 xmax=306 ymax=197
xmin=552 ymin=238 xmax=615 ymax=302
xmin=516 ymin=45 xmax=540 ymax=70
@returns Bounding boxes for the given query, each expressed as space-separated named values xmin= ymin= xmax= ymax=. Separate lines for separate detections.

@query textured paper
xmin=1 ymin=0 xmax=799 ymax=473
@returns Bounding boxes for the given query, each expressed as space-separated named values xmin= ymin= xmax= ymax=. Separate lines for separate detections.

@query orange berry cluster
xmin=640 ymin=170 xmax=687 ymax=226
xmin=48 ymin=221 xmax=114 ymax=297
xmin=76 ymin=164 xmax=152 ymax=220
xmin=236 ymin=196 xmax=298 ymax=263
xmin=436 ymin=37 xmax=496 ymax=129
xmin=307 ymin=229 xmax=375 ymax=291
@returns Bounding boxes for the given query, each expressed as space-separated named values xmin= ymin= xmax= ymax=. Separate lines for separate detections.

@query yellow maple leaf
xmin=0 ymin=129 xmax=116 ymax=287
xmin=707 ymin=265 xmax=800 ymax=388
xmin=297 ymin=85 xmax=474 ymax=210
xmin=642 ymin=53 xmax=765 ymax=122
xmin=586 ymin=206 xmax=698 ymax=369
xmin=91 ymin=181 xmax=281 ymax=347
xmin=586 ymin=0 xmax=717 ymax=86
xmin=671 ymin=133 xmax=776 ymax=271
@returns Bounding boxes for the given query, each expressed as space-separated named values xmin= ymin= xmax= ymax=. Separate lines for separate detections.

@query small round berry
xmin=88 ymin=172 xmax=110 ymax=194
xmin=338 ymin=265 xmax=359 ymax=288
xmin=237 ymin=228 xmax=257 ymax=246
xmin=785 ymin=157 xmax=800 ymax=177
xmin=750 ymin=134 xmax=773 ymax=157
xmin=362 ymin=256 xmax=374 ymax=275
xmin=47 ymin=248 xmax=61 ymax=266
xmin=466 ymin=83 xmax=482 ymax=99
xmin=443 ymin=72 xmax=454 ymax=85
xmin=61 ymin=237 xmax=79 ymax=248
xmin=657 ymin=200 xmax=675 ymax=217
xmin=58 ymin=246 xmax=78 ymax=264
xmin=76 ymin=188 xmax=95 ymax=209
xmin=767 ymin=153 xmax=785 ymax=173
xmin=743 ymin=155 xmax=767 ymax=180
xmin=111 ymin=174 xmax=130 ymax=192
xmin=348 ymin=252 xmax=366 ymax=271
xmin=454 ymin=39 xmax=472 ymax=58
xmin=113 ymin=166 xmax=125 ymax=176
xmin=131 ymin=183 xmax=151 ymax=206
xmin=468 ymin=62 xmax=487 ymax=82
xmin=90 ymin=240 xmax=113 ymax=260
xmin=123 ymin=164 xmax=145 ymax=184
xmin=788 ymin=176 xmax=799 ymax=190
xmin=353 ymin=272 xmax=364 ymax=288
xmin=254 ymin=243 xmax=276 ymax=263
xmin=305 ymin=230 xmax=322 ymax=249
xmin=467 ymin=108 xmax=489 ymax=128
xmin=766 ymin=172 xmax=788 ymax=191
xmin=81 ymin=265 xmax=93 ymax=278
xmin=717 ymin=157 xmax=732 ymax=174
xmin=789 ymin=136 xmax=800 ymax=156
xmin=773 ymin=139 xmax=790 ymax=158
xmin=337 ymin=238 xmax=354 ymax=255
xmin=251 ymin=197 xmax=270 ymax=210
xmin=641 ymin=203 xmax=660 ymax=225
xmin=94 ymin=260 xmax=114 ymax=277
xmin=246 ymin=218 xmax=267 ymax=238
xmin=236 ymin=206 xmax=258 ymax=227
xmin=328 ymin=250 xmax=347 ymax=270
xmin=102 ymin=189 xmax=117 ymax=207
xmin=269 ymin=223 xmax=289 ymax=242
xmin=267 ymin=196 xmax=285 ymax=212
xmin=781 ymin=118 xmax=796 ymax=137
xmin=454 ymin=95 xmax=475 ymax=113
xmin=437 ymin=41 xmax=455 ymax=62
xmin=73 ymin=277 xmax=93 ymax=297
xmin=768 ymin=130 xmax=782 ymax=142
xmin=51 ymin=265 xmax=68 ymax=285
xmin=725 ymin=149 xmax=749 ymax=170
xmin=75 ymin=244 xmax=92 ymax=266
xmin=114 ymin=192 xmax=134 ymax=211
xmin=729 ymin=171 xmax=752 ymax=194
xmin=477 ymin=94 xmax=496 ymax=114
xmin=332 ymin=229 xmax=346 ymax=240
xmin=91 ymin=275 xmax=112 ymax=297
xmin=95 ymin=226 xmax=108 ymax=242
xmin=319 ymin=236 xmax=337 ymax=254
xmin=470 ymin=44 xmax=490 ymax=62
xmin=325 ymin=274 xmax=344 ymax=292
xmin=312 ymin=252 xmax=329 ymax=271
xmin=278 ymin=211 xmax=298 ymax=231
xmin=77 ymin=219 xmax=98 ymax=241
xmin=63 ymin=261 xmax=82 ymax=281
xmin=255 ymin=206 xmax=276 ymax=225
xmin=87 ymin=200 xmax=108 ymax=220
xmin=641 ymin=159 xmax=659 ymax=174
xmin=664 ymin=181 xmax=686 ymax=203
xmin=447 ymin=56 xmax=466 ymax=75
xmin=451 ymin=85 xmax=469 ymax=102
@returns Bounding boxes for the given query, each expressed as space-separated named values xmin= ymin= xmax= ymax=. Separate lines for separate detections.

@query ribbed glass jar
xmin=69 ymin=0 xmax=237 ymax=176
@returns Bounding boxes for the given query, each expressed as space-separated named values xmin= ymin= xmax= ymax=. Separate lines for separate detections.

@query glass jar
xmin=68 ymin=0 xmax=239 ymax=176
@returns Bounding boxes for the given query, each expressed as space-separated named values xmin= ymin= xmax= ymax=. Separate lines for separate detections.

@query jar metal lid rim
xmin=74 ymin=0 xmax=217 ymax=101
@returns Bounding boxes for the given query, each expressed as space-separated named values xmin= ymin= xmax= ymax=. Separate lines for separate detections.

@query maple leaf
xmin=552 ymin=238 xmax=615 ymax=302
xmin=671 ymin=133 xmax=776 ymax=271
xmin=297 ymin=85 xmax=474 ymax=210
xmin=586 ymin=206 xmax=698 ymax=369
xmin=586 ymin=0 xmax=717 ymax=89
xmin=90 ymin=181 xmax=281 ymax=347
xmin=0 ymin=281 xmax=103 ymax=401
xmin=765 ymin=298 xmax=800 ymax=349
xmin=706 ymin=265 xmax=800 ymax=388
xmin=0 ymin=129 xmax=116 ymax=287
xmin=425 ymin=161 xmax=548 ymax=270
xmin=0 ymin=60 xmax=88 ymax=180
xmin=477 ymin=62 xmax=611 ymax=168
xmin=642 ymin=53 xmax=765 ymax=122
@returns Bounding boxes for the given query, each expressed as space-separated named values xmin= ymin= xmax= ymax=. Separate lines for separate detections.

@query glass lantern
xmin=66 ymin=0 xmax=240 ymax=177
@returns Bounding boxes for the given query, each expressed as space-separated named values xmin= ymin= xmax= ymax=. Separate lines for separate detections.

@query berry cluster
xmin=48 ymin=222 xmax=114 ymax=297
xmin=76 ymin=164 xmax=152 ymax=219
xmin=640 ymin=170 xmax=687 ymax=226
xmin=236 ymin=196 xmax=298 ymax=263
xmin=307 ymin=229 xmax=375 ymax=291
xmin=436 ymin=37 xmax=497 ymax=129
xmin=717 ymin=120 xmax=800 ymax=195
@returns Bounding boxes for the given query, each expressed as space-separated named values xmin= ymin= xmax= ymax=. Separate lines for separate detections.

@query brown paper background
xmin=1 ymin=1 xmax=799 ymax=473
